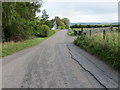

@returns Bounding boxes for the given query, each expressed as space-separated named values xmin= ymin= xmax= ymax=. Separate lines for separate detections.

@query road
xmin=1 ymin=30 xmax=118 ymax=88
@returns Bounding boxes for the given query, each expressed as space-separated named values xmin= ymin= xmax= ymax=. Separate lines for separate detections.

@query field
xmin=73 ymin=28 xmax=120 ymax=69
xmin=72 ymin=27 xmax=118 ymax=31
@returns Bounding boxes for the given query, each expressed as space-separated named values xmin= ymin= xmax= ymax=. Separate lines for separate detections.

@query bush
xmin=58 ymin=26 xmax=65 ymax=29
xmin=36 ymin=25 xmax=50 ymax=37
xmin=67 ymin=29 xmax=74 ymax=36
xmin=48 ymin=30 xmax=57 ymax=36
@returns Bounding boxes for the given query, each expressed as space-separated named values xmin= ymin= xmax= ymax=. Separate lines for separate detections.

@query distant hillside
xmin=70 ymin=22 xmax=118 ymax=26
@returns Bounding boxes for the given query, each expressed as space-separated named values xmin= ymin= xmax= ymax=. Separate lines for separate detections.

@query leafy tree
xmin=61 ymin=18 xmax=70 ymax=29
xmin=2 ymin=2 xmax=42 ymax=41
xmin=54 ymin=16 xmax=65 ymax=29
xmin=40 ymin=9 xmax=49 ymax=25
xmin=45 ymin=20 xmax=54 ymax=30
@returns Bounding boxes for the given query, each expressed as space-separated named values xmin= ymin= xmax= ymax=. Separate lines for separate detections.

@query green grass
xmin=67 ymin=29 xmax=75 ymax=36
xmin=1 ymin=30 xmax=57 ymax=57
xmin=72 ymin=28 xmax=82 ymax=31
xmin=72 ymin=27 xmax=118 ymax=31
xmin=74 ymin=32 xmax=120 ymax=70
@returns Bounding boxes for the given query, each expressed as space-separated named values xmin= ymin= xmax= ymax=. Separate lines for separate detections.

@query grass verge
xmin=1 ymin=30 xmax=57 ymax=57
xmin=74 ymin=32 xmax=120 ymax=70
xmin=67 ymin=28 xmax=75 ymax=36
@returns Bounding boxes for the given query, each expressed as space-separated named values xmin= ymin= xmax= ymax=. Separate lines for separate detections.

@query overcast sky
xmin=38 ymin=0 xmax=119 ymax=23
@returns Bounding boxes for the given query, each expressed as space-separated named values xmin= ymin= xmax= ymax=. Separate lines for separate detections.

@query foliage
xmin=2 ymin=2 xmax=70 ymax=44
xmin=58 ymin=26 xmax=65 ymax=29
xmin=61 ymin=18 xmax=70 ymax=29
xmin=67 ymin=29 xmax=74 ymax=36
xmin=70 ymin=24 xmax=119 ymax=28
xmin=2 ymin=2 xmax=42 ymax=42
xmin=45 ymin=20 xmax=54 ymax=30
xmin=36 ymin=25 xmax=50 ymax=37
xmin=1 ymin=30 xmax=57 ymax=57
xmin=41 ymin=10 xmax=49 ymax=20
xmin=48 ymin=30 xmax=57 ymax=36
xmin=74 ymin=32 xmax=120 ymax=69
xmin=40 ymin=9 xmax=49 ymax=25
xmin=53 ymin=16 xmax=66 ymax=29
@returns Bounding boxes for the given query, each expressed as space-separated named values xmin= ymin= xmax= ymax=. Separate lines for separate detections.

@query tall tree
xmin=61 ymin=18 xmax=70 ymax=29
xmin=54 ymin=16 xmax=65 ymax=29
xmin=2 ymin=2 xmax=42 ymax=41
xmin=45 ymin=20 xmax=54 ymax=30
xmin=41 ymin=9 xmax=49 ymax=20
xmin=40 ymin=9 xmax=49 ymax=25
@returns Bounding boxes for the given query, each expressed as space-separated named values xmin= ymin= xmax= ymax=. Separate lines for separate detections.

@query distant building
xmin=52 ymin=20 xmax=57 ymax=30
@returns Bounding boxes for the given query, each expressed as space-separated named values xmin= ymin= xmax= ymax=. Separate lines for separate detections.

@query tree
xmin=54 ymin=16 xmax=65 ymax=29
xmin=61 ymin=18 xmax=70 ymax=29
xmin=40 ymin=9 xmax=49 ymax=25
xmin=2 ymin=2 xmax=42 ymax=41
xmin=45 ymin=20 xmax=54 ymax=30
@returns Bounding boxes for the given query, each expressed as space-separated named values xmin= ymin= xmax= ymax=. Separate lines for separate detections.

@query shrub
xmin=67 ymin=29 xmax=74 ymax=36
xmin=58 ymin=26 xmax=65 ymax=29
xmin=48 ymin=30 xmax=56 ymax=36
xmin=36 ymin=25 xmax=50 ymax=37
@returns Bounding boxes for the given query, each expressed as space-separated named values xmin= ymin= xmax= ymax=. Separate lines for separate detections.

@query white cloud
xmin=39 ymin=1 xmax=118 ymax=22
xmin=44 ymin=0 xmax=119 ymax=2
xmin=69 ymin=13 xmax=118 ymax=22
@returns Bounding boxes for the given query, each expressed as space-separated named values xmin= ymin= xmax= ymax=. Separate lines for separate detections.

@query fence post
xmin=74 ymin=30 xmax=77 ymax=35
xmin=119 ymin=25 xmax=120 ymax=32
xmin=89 ymin=30 xmax=91 ymax=37
xmin=81 ymin=28 xmax=83 ymax=31
xmin=110 ymin=24 xmax=113 ymax=31
xmin=103 ymin=30 xmax=106 ymax=40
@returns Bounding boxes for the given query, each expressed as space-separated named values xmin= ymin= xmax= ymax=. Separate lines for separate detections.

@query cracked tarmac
xmin=1 ymin=30 xmax=118 ymax=88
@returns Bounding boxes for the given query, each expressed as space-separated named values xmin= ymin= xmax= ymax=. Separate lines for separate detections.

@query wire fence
xmin=73 ymin=27 xmax=119 ymax=40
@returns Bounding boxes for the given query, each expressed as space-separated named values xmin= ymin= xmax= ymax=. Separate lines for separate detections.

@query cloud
xmin=39 ymin=1 xmax=118 ymax=22
xmin=44 ymin=0 xmax=119 ymax=2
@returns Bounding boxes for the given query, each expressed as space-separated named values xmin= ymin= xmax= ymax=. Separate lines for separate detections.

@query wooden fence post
xmin=81 ymin=28 xmax=83 ymax=31
xmin=74 ymin=30 xmax=77 ymax=35
xmin=103 ymin=30 xmax=106 ymax=40
xmin=119 ymin=26 xmax=120 ymax=32
xmin=89 ymin=30 xmax=91 ymax=37
xmin=110 ymin=24 xmax=113 ymax=31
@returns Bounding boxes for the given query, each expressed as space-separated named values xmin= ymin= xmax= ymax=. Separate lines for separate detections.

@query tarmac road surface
xmin=1 ymin=30 xmax=118 ymax=88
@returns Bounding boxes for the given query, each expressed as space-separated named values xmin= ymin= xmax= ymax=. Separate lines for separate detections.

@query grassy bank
xmin=1 ymin=30 xmax=57 ymax=57
xmin=67 ymin=29 xmax=75 ymax=36
xmin=74 ymin=32 xmax=120 ymax=70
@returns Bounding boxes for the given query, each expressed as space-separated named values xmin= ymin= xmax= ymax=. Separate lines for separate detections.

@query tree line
xmin=2 ymin=2 xmax=70 ymax=42
xmin=70 ymin=24 xmax=119 ymax=28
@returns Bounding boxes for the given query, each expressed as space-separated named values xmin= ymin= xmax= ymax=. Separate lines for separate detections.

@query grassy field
xmin=68 ymin=27 xmax=119 ymax=38
xmin=72 ymin=27 xmax=118 ymax=31
xmin=1 ymin=30 xmax=57 ymax=57
xmin=74 ymin=31 xmax=120 ymax=69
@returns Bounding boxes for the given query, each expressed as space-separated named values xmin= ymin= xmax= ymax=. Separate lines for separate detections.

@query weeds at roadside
xmin=74 ymin=32 xmax=120 ymax=70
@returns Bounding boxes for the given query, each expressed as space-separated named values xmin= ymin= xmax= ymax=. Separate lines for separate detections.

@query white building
xmin=52 ymin=21 xmax=57 ymax=30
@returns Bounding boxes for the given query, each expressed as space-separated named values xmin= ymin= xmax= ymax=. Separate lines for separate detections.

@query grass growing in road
xmin=1 ymin=30 xmax=57 ymax=57
xmin=74 ymin=32 xmax=120 ymax=69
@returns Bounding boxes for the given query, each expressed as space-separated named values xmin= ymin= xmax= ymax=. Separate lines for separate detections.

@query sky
xmin=38 ymin=0 xmax=119 ymax=23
